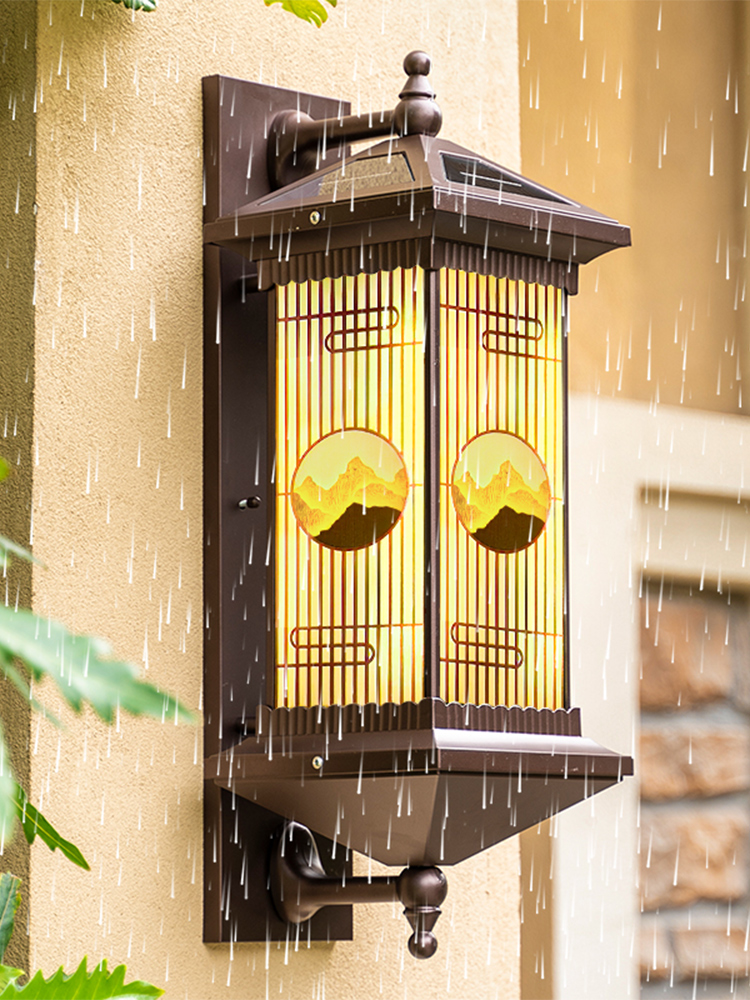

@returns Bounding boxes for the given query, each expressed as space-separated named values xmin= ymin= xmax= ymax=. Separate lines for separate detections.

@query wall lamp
xmin=202 ymin=53 xmax=632 ymax=958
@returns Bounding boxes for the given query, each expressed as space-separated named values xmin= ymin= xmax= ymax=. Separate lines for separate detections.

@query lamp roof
xmin=204 ymin=133 xmax=630 ymax=293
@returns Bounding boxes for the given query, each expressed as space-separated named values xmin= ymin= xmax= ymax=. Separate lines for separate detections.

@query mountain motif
xmin=315 ymin=504 xmax=402 ymax=550
xmin=472 ymin=508 xmax=546 ymax=553
xmin=292 ymin=456 xmax=408 ymax=550
xmin=452 ymin=459 xmax=551 ymax=553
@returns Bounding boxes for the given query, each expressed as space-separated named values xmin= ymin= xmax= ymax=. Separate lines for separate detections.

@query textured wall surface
xmin=639 ymin=575 xmax=750 ymax=994
xmin=519 ymin=5 xmax=750 ymax=996
xmin=520 ymin=0 xmax=749 ymax=415
xmin=22 ymin=1 xmax=522 ymax=997
xmin=563 ymin=395 xmax=750 ymax=1000
xmin=0 ymin=0 xmax=37 ymax=974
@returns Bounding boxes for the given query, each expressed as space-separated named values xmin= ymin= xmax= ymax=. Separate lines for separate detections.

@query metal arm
xmin=267 ymin=51 xmax=442 ymax=189
xmin=271 ymin=821 xmax=448 ymax=959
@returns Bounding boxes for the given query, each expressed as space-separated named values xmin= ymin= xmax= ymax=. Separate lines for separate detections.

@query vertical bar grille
xmin=276 ymin=269 xmax=425 ymax=708
xmin=439 ymin=272 xmax=565 ymax=709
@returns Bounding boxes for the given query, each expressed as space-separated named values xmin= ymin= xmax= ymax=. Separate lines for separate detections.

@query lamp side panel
xmin=274 ymin=270 xmax=426 ymax=708
xmin=438 ymin=272 xmax=565 ymax=709
xmin=204 ymin=252 xmax=273 ymax=752
xmin=562 ymin=291 xmax=571 ymax=710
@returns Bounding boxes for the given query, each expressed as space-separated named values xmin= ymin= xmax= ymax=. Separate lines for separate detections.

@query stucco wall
xmin=519 ymin=0 xmax=748 ymax=415
xmin=518 ymin=4 xmax=750 ymax=996
xmin=0 ymin=0 xmax=37 ymax=974
xmin=24 ymin=2 xmax=522 ymax=997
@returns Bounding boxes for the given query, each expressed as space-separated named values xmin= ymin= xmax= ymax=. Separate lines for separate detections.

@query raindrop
xmin=135 ymin=346 xmax=142 ymax=399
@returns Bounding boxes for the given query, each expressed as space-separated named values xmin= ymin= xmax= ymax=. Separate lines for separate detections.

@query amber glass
xmin=275 ymin=269 xmax=425 ymax=708
xmin=275 ymin=268 xmax=565 ymax=711
xmin=439 ymin=272 xmax=565 ymax=709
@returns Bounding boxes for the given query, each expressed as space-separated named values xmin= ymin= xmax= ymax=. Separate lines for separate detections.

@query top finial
xmin=404 ymin=51 xmax=431 ymax=76
xmin=394 ymin=51 xmax=442 ymax=138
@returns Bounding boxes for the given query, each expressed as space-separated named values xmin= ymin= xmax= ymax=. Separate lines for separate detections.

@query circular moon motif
xmin=451 ymin=432 xmax=552 ymax=554
xmin=291 ymin=430 xmax=409 ymax=551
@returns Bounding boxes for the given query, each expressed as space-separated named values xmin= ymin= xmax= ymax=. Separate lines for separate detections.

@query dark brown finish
xmin=561 ymin=303 xmax=572 ymax=709
xmin=203 ymin=75 xmax=351 ymax=223
xmin=256 ymin=697 xmax=582 ymax=738
xmin=267 ymin=50 xmax=441 ymax=190
xmin=203 ymin=64 xmax=633 ymax=950
xmin=202 ymin=76 xmax=351 ymax=944
xmin=207 ymin=723 xmax=633 ymax=867
xmin=251 ymin=239 xmax=579 ymax=295
xmin=202 ymin=73 xmax=349 ymax=751
xmin=397 ymin=865 xmax=448 ymax=960
xmin=204 ymin=791 xmax=352 ymax=944
xmin=424 ymin=273 xmax=441 ymax=699
xmin=204 ymin=132 xmax=630 ymax=290
xmin=203 ymin=257 xmax=272 ymax=756
xmin=263 ymin=288 xmax=277 ymax=713
xmin=268 ymin=109 xmax=394 ymax=190
xmin=393 ymin=50 xmax=442 ymax=138
xmin=271 ymin=821 xmax=447 ymax=959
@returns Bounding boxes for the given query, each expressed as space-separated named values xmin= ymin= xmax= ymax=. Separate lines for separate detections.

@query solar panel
xmin=442 ymin=152 xmax=571 ymax=203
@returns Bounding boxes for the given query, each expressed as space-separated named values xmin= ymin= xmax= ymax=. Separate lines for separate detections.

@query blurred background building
xmin=519 ymin=3 xmax=750 ymax=998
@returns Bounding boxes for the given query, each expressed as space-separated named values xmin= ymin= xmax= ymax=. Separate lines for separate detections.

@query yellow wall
xmin=17 ymin=1 xmax=522 ymax=997
xmin=519 ymin=0 xmax=748 ymax=414
xmin=0 ymin=0 xmax=37 ymax=973
xmin=518 ymin=4 xmax=750 ymax=997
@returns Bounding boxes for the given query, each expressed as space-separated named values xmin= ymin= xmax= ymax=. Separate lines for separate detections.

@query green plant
xmin=0 ymin=460 xmax=193 ymax=994
xmin=262 ymin=0 xmax=337 ymax=27
xmin=0 ymin=524 xmax=193 ymax=869
xmin=0 ymin=874 xmax=162 ymax=998
xmin=110 ymin=0 xmax=338 ymax=27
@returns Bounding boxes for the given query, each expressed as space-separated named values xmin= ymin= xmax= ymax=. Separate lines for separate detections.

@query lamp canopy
xmin=201 ymin=51 xmax=632 ymax=957
xmin=205 ymin=132 xmax=629 ymax=294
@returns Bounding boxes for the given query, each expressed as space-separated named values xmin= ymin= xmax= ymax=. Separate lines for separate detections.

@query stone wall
xmin=639 ymin=582 xmax=750 ymax=997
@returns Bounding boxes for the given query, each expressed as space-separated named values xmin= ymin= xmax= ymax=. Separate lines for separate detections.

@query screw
xmin=311 ymin=755 xmax=324 ymax=770
xmin=309 ymin=210 xmax=321 ymax=225
xmin=238 ymin=496 xmax=262 ymax=509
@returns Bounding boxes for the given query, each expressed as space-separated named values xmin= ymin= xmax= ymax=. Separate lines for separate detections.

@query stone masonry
xmin=639 ymin=582 xmax=750 ymax=997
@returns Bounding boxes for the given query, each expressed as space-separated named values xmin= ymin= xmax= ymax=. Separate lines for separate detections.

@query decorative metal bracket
xmin=202 ymin=48 xmax=633 ymax=956
xmin=271 ymin=822 xmax=448 ymax=959
xmin=267 ymin=50 xmax=442 ymax=188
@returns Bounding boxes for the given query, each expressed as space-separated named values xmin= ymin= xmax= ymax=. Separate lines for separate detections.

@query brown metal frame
xmin=202 ymin=63 xmax=632 ymax=952
xmin=203 ymin=75 xmax=355 ymax=945
xmin=271 ymin=821 xmax=447 ymax=959
xmin=424 ymin=271 xmax=441 ymax=699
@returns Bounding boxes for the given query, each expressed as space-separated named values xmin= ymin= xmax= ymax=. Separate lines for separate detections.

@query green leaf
xmin=109 ymin=0 xmax=158 ymax=11
xmin=0 ymin=537 xmax=40 ymax=568
xmin=0 ymin=731 xmax=17 ymax=853
xmin=0 ymin=653 xmax=60 ymax=728
xmin=0 ymin=958 xmax=163 ymax=998
xmin=263 ymin=0 xmax=336 ymax=28
xmin=0 ymin=606 xmax=194 ymax=725
xmin=0 ymin=459 xmax=9 ymax=484
xmin=0 ymin=967 xmax=24 ymax=994
xmin=13 ymin=787 xmax=89 ymax=872
xmin=0 ymin=876 xmax=21 ymax=964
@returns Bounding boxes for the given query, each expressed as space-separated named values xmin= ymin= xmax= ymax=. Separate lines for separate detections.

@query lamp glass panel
xmin=439 ymin=271 xmax=565 ymax=709
xmin=275 ymin=269 xmax=425 ymax=708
